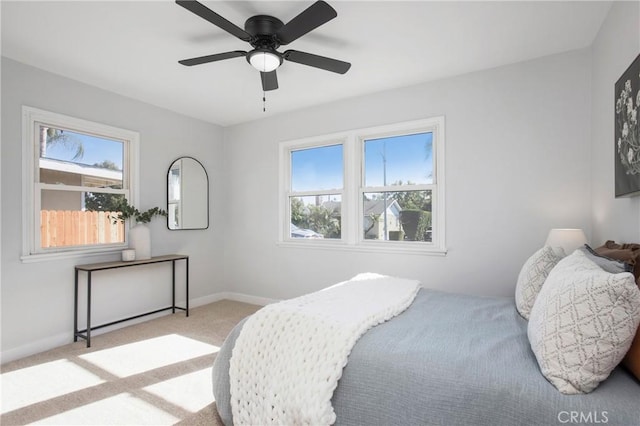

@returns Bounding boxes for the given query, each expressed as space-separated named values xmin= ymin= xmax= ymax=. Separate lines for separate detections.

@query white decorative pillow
xmin=515 ymin=246 xmax=564 ymax=320
xmin=528 ymin=250 xmax=640 ymax=394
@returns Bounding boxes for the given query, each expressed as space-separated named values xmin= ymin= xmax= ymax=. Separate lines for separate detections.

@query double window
xmin=22 ymin=107 xmax=139 ymax=260
xmin=281 ymin=117 xmax=445 ymax=253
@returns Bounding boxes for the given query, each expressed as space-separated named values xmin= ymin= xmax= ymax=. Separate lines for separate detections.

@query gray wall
xmin=590 ymin=0 xmax=640 ymax=243
xmin=2 ymin=1 xmax=639 ymax=363
xmin=1 ymin=58 xmax=226 ymax=362
xmin=222 ymin=49 xmax=593 ymax=301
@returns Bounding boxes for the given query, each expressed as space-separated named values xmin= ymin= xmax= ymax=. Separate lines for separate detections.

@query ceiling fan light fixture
xmin=177 ymin=0 xmax=350 ymax=92
xmin=248 ymin=50 xmax=282 ymax=72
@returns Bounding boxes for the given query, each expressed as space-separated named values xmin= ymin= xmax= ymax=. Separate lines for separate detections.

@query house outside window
xmin=22 ymin=107 xmax=139 ymax=260
xmin=280 ymin=117 xmax=445 ymax=254
xmin=362 ymin=131 xmax=435 ymax=243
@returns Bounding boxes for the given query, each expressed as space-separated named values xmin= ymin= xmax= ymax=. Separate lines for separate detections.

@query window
xmin=22 ymin=107 xmax=139 ymax=260
xmin=280 ymin=117 xmax=445 ymax=254
xmin=362 ymin=132 xmax=434 ymax=242
xmin=288 ymin=144 xmax=343 ymax=239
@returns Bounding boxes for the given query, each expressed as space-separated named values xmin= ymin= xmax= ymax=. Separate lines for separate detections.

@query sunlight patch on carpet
xmin=1 ymin=359 xmax=105 ymax=414
xmin=143 ymin=367 xmax=214 ymax=413
xmin=29 ymin=392 xmax=180 ymax=425
xmin=78 ymin=334 xmax=218 ymax=377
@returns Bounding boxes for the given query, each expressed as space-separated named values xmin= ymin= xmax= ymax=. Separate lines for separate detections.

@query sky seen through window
xmin=42 ymin=128 xmax=124 ymax=170
xmin=290 ymin=132 xmax=433 ymax=193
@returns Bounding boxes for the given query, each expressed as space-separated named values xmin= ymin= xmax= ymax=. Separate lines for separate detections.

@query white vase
xmin=129 ymin=223 xmax=151 ymax=260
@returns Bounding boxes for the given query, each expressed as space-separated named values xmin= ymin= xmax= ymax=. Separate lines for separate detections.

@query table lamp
xmin=545 ymin=228 xmax=587 ymax=255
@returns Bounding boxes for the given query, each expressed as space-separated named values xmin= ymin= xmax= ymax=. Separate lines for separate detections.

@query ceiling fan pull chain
xmin=263 ymin=91 xmax=267 ymax=112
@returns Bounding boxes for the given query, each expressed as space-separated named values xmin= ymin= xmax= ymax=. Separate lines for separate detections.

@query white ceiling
xmin=1 ymin=1 xmax=611 ymax=127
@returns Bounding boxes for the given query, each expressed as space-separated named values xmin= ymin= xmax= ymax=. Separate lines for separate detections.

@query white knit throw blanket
xmin=229 ymin=273 xmax=421 ymax=425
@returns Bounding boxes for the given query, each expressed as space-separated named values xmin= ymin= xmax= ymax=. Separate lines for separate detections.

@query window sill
xmin=20 ymin=247 xmax=126 ymax=263
xmin=276 ymin=240 xmax=447 ymax=256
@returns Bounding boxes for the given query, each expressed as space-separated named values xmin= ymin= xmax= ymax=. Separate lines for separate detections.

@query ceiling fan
xmin=176 ymin=0 xmax=351 ymax=92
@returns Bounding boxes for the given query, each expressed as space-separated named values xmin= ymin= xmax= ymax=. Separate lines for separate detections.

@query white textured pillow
xmin=515 ymin=246 xmax=563 ymax=320
xmin=528 ymin=250 xmax=640 ymax=394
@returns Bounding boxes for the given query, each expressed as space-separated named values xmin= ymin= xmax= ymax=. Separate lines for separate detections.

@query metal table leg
xmin=74 ymin=268 xmax=79 ymax=342
xmin=172 ymin=260 xmax=176 ymax=314
xmin=87 ymin=271 xmax=92 ymax=348
xmin=186 ymin=257 xmax=190 ymax=317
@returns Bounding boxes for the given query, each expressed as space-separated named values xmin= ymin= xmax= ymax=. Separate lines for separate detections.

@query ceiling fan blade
xmin=179 ymin=50 xmax=247 ymax=66
xmin=176 ymin=0 xmax=251 ymax=42
xmin=283 ymin=50 xmax=350 ymax=74
xmin=261 ymin=70 xmax=279 ymax=91
xmin=276 ymin=1 xmax=337 ymax=45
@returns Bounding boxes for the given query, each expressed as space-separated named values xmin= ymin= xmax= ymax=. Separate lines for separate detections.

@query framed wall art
xmin=615 ymin=53 xmax=640 ymax=197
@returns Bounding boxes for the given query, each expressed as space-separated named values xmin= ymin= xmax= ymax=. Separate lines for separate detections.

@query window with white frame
xmin=22 ymin=107 xmax=138 ymax=259
xmin=288 ymin=143 xmax=343 ymax=240
xmin=280 ymin=117 xmax=445 ymax=253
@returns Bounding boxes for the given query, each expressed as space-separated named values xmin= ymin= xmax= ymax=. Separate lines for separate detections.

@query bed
xmin=212 ymin=287 xmax=640 ymax=426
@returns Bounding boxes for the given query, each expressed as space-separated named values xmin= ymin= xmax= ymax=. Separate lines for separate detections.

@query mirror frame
xmin=167 ymin=156 xmax=209 ymax=230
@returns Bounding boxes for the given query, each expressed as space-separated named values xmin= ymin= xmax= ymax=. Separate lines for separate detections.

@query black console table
xmin=74 ymin=254 xmax=189 ymax=348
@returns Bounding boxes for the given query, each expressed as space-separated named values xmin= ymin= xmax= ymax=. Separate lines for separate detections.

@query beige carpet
xmin=0 ymin=300 xmax=260 ymax=425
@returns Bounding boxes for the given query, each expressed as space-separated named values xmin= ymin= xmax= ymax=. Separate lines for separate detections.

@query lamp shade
xmin=545 ymin=228 xmax=587 ymax=255
xmin=248 ymin=50 xmax=281 ymax=72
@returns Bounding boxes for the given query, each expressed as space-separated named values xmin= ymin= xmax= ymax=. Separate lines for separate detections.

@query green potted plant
xmin=111 ymin=198 xmax=167 ymax=224
xmin=112 ymin=198 xmax=167 ymax=260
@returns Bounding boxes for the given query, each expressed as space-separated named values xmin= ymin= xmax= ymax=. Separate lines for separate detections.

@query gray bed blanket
xmin=213 ymin=289 xmax=640 ymax=425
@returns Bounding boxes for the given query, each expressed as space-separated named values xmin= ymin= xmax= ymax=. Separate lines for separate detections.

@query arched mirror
xmin=167 ymin=157 xmax=209 ymax=230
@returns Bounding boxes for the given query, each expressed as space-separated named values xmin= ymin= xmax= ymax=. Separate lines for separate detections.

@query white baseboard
xmin=185 ymin=292 xmax=278 ymax=308
xmin=1 ymin=291 xmax=277 ymax=364
xmin=1 ymin=332 xmax=70 ymax=365
xmin=215 ymin=291 xmax=279 ymax=306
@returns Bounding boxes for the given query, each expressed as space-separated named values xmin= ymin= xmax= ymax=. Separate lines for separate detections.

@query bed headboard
xmin=593 ymin=240 xmax=640 ymax=286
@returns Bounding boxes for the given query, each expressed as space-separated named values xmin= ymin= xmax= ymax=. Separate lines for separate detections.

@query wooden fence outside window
xmin=40 ymin=210 xmax=124 ymax=248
